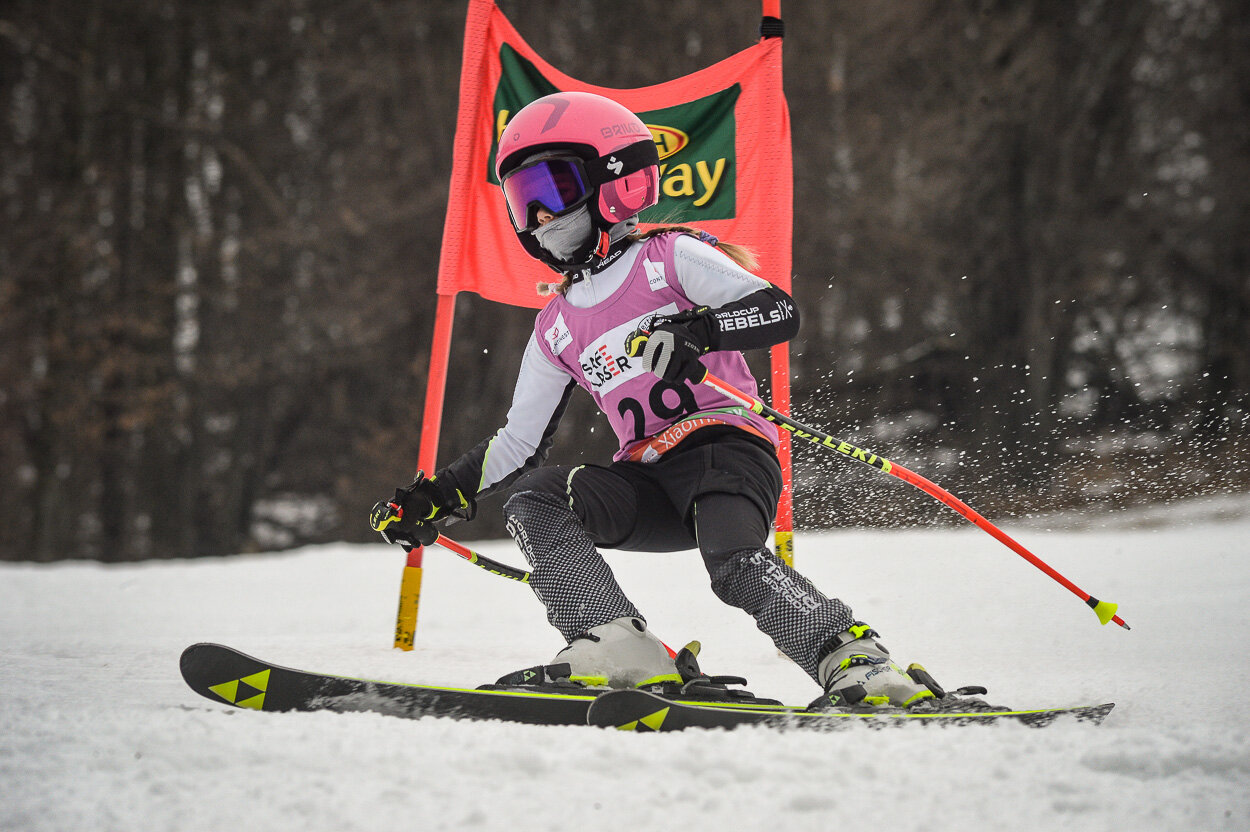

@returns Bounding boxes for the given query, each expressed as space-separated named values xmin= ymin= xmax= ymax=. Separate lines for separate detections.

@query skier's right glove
xmin=624 ymin=307 xmax=716 ymax=385
xmin=369 ymin=472 xmax=469 ymax=549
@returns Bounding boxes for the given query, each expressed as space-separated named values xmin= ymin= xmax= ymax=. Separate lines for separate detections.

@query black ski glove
xmin=369 ymin=472 xmax=469 ymax=549
xmin=624 ymin=306 xmax=716 ymax=385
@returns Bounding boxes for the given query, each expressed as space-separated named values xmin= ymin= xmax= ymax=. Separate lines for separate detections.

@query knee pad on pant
xmin=503 ymin=488 xmax=573 ymax=567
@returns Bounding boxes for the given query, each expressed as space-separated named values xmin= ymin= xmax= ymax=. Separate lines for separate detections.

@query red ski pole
xmin=700 ymin=371 xmax=1130 ymax=630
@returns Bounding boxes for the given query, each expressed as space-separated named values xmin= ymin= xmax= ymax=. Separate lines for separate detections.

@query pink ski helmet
xmin=496 ymin=91 xmax=660 ymax=270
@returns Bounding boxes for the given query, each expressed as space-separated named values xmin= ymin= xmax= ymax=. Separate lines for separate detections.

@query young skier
xmin=371 ymin=91 xmax=935 ymax=709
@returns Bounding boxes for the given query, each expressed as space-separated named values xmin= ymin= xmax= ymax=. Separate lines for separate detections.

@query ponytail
xmin=629 ymin=225 xmax=759 ymax=272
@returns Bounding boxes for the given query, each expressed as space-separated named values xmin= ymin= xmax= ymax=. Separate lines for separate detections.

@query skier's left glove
xmin=624 ymin=306 xmax=716 ymax=385
xmin=369 ymin=472 xmax=469 ymax=549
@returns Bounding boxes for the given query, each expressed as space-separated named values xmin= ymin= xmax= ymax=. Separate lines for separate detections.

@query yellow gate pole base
xmin=393 ymin=561 xmax=424 ymax=650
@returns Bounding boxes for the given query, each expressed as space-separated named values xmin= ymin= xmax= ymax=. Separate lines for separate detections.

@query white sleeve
xmin=673 ymin=232 xmax=771 ymax=306
xmin=474 ymin=333 xmax=576 ymax=495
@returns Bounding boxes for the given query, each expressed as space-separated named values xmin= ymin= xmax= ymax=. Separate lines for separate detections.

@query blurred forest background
xmin=2 ymin=0 xmax=1247 ymax=561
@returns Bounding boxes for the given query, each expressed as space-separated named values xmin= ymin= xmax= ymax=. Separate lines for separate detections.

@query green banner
xmin=490 ymin=44 xmax=738 ymax=221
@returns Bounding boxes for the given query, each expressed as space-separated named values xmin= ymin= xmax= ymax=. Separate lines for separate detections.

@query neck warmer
xmin=532 ymin=205 xmax=595 ymax=264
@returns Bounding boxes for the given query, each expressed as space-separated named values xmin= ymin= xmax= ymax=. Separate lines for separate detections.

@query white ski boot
xmin=553 ymin=616 xmax=681 ymax=688
xmin=815 ymin=623 xmax=936 ymax=709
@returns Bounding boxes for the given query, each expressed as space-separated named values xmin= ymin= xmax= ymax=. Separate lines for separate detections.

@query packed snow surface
xmin=3 ymin=495 xmax=1249 ymax=831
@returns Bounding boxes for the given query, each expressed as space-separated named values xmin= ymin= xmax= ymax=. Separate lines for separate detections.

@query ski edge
xmin=586 ymin=688 xmax=1115 ymax=731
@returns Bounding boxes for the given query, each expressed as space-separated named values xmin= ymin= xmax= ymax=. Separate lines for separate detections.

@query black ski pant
xmin=502 ymin=428 xmax=854 ymax=680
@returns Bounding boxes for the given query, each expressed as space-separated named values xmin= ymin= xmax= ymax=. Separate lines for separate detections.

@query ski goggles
xmin=500 ymin=156 xmax=592 ymax=231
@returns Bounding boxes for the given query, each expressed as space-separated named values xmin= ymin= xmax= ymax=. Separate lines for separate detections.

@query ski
xmin=180 ymin=643 xmax=598 ymax=725
xmin=586 ymin=688 xmax=1115 ymax=732
xmin=182 ymin=644 xmax=1114 ymax=731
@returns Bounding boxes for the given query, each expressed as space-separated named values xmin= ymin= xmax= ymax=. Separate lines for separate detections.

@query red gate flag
xmin=437 ymin=0 xmax=793 ymax=306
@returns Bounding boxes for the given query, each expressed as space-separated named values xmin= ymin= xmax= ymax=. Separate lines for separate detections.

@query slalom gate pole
xmin=394 ymin=295 xmax=460 ymax=649
xmin=700 ymin=371 xmax=1130 ymax=630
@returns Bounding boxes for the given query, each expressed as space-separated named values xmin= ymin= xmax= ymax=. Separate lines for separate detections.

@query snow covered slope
xmin=3 ymin=496 xmax=1248 ymax=831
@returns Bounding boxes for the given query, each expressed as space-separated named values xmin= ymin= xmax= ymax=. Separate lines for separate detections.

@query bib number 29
xmin=617 ymin=380 xmax=699 ymax=442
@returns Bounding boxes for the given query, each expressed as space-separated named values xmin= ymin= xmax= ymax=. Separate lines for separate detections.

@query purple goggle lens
xmin=501 ymin=158 xmax=590 ymax=230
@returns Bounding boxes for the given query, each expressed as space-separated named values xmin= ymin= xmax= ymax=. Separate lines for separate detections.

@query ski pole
xmin=699 ymin=370 xmax=1130 ymax=630
xmin=428 ymin=535 xmax=531 ymax=583
xmin=429 ymin=535 xmax=682 ymax=659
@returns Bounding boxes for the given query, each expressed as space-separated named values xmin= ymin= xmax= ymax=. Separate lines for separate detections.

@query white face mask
xmin=532 ymin=205 xmax=595 ymax=263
